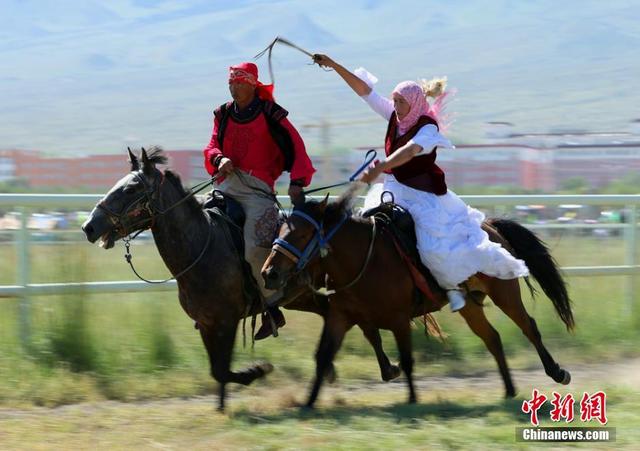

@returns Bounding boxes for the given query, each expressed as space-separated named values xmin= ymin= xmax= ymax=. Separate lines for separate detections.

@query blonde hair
xmin=420 ymin=76 xmax=447 ymax=98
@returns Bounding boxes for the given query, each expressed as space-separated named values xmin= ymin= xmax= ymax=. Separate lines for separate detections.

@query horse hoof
xmin=257 ymin=362 xmax=274 ymax=376
xmin=382 ymin=364 xmax=401 ymax=382
xmin=560 ymin=369 xmax=571 ymax=385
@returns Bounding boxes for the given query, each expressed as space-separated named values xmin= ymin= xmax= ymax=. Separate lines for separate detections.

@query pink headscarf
xmin=392 ymin=81 xmax=451 ymax=134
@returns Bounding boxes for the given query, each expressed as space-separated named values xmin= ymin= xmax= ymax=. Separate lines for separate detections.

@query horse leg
xmin=360 ymin=326 xmax=401 ymax=382
xmin=284 ymin=293 xmax=338 ymax=382
xmin=392 ymin=323 xmax=417 ymax=404
xmin=458 ymin=300 xmax=516 ymax=398
xmin=489 ymin=278 xmax=571 ymax=385
xmin=306 ymin=311 xmax=351 ymax=408
xmin=321 ymin=317 xmax=338 ymax=384
xmin=199 ymin=322 xmax=273 ymax=411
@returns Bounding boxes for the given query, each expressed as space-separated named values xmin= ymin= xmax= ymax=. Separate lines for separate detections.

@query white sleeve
xmin=353 ymin=67 xmax=394 ymax=121
xmin=360 ymin=89 xmax=394 ymax=121
xmin=408 ymin=124 xmax=455 ymax=155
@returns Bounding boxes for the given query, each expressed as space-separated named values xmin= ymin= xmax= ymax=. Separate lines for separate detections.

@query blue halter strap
xmin=272 ymin=209 xmax=348 ymax=272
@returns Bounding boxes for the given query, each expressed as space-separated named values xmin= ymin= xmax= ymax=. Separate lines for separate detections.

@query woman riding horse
xmin=313 ymin=54 xmax=529 ymax=312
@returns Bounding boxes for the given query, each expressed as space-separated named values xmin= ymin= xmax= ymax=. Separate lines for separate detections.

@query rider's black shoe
xmin=254 ymin=306 xmax=286 ymax=340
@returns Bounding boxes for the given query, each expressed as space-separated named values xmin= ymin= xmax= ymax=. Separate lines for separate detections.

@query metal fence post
xmin=17 ymin=207 xmax=31 ymax=349
xmin=624 ymin=204 xmax=637 ymax=317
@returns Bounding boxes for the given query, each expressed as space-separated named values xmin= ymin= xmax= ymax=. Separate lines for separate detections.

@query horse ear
xmin=140 ymin=147 xmax=153 ymax=174
xmin=127 ymin=147 xmax=139 ymax=171
xmin=319 ymin=193 xmax=330 ymax=211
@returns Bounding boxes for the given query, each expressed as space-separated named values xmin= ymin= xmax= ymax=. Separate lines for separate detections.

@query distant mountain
xmin=0 ymin=0 xmax=638 ymax=154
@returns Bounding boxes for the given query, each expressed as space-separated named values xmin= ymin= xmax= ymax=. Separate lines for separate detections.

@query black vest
xmin=384 ymin=113 xmax=447 ymax=195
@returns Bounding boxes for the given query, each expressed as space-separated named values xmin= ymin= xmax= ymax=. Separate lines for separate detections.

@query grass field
xmin=0 ymin=365 xmax=638 ymax=449
xmin=0 ymin=234 xmax=638 ymax=406
xmin=0 ymin=233 xmax=638 ymax=448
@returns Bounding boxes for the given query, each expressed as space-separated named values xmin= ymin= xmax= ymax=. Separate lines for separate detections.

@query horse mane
xmin=325 ymin=182 xmax=369 ymax=224
xmin=143 ymin=145 xmax=169 ymax=166
xmin=163 ymin=170 xmax=204 ymax=213
xmin=298 ymin=183 xmax=370 ymax=225
xmin=133 ymin=146 xmax=203 ymax=213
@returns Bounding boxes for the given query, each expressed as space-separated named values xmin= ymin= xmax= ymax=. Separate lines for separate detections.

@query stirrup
xmin=254 ymin=308 xmax=286 ymax=340
xmin=254 ymin=312 xmax=278 ymax=340
xmin=267 ymin=310 xmax=279 ymax=338
xmin=447 ymin=289 xmax=466 ymax=312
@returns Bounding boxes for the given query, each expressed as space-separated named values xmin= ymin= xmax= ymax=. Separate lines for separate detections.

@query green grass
xmin=0 ymin=386 xmax=637 ymax=449
xmin=0 ymin=235 xmax=638 ymax=407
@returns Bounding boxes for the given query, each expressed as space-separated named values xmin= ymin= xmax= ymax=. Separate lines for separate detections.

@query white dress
xmin=356 ymin=68 xmax=529 ymax=289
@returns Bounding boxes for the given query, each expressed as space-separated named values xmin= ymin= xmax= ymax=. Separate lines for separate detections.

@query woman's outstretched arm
xmin=314 ymin=54 xmax=393 ymax=120
xmin=313 ymin=54 xmax=372 ymax=97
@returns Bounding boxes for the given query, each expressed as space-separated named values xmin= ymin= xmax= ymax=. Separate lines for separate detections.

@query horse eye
xmin=123 ymin=184 xmax=137 ymax=194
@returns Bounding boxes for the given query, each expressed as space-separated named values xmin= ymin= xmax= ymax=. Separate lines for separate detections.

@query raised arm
xmin=314 ymin=54 xmax=393 ymax=121
xmin=313 ymin=54 xmax=372 ymax=97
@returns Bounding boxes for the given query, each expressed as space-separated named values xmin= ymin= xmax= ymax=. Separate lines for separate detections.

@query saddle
xmin=362 ymin=202 xmax=445 ymax=302
xmin=201 ymin=191 xmax=290 ymax=316
xmin=203 ymin=190 xmax=247 ymax=255
xmin=202 ymin=190 xmax=265 ymax=316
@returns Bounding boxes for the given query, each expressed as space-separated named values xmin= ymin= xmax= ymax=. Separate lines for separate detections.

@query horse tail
xmin=489 ymin=218 xmax=575 ymax=331
xmin=420 ymin=312 xmax=446 ymax=341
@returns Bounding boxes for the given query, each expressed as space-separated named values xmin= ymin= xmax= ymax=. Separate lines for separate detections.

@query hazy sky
xmin=1 ymin=0 xmax=639 ymax=155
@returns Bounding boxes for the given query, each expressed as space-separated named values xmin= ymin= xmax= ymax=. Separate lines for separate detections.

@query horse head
xmin=82 ymin=147 xmax=167 ymax=249
xmin=262 ymin=185 xmax=361 ymax=290
xmin=261 ymin=194 xmax=329 ymax=289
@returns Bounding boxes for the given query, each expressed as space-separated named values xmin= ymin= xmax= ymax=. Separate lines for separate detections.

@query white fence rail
xmin=1 ymin=193 xmax=638 ymax=345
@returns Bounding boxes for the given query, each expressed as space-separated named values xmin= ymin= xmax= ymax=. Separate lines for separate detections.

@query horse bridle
xmin=271 ymin=209 xmax=377 ymax=294
xmin=96 ymin=169 xmax=218 ymax=283
xmin=272 ymin=210 xmax=348 ymax=272
xmin=96 ymin=170 xmax=163 ymax=239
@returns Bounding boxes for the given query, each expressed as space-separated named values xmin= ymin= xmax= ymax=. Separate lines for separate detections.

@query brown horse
xmin=81 ymin=148 xmax=403 ymax=411
xmin=262 ymin=189 xmax=574 ymax=408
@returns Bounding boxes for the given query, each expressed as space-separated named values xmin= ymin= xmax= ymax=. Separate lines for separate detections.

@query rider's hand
xmin=313 ymin=54 xmax=337 ymax=69
xmin=288 ymin=184 xmax=305 ymax=207
xmin=359 ymin=160 xmax=385 ymax=185
xmin=217 ymin=157 xmax=234 ymax=176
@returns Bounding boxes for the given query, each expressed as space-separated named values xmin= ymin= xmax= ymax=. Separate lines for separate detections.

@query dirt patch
xmin=0 ymin=358 xmax=637 ymax=419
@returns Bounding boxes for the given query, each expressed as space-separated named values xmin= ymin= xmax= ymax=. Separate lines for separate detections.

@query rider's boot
xmin=254 ymin=306 xmax=286 ymax=340
xmin=447 ymin=288 xmax=466 ymax=312
xmin=254 ymin=290 xmax=286 ymax=340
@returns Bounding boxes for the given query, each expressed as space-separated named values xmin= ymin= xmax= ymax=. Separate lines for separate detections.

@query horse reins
xmin=123 ymin=218 xmax=213 ymax=284
xmin=315 ymin=217 xmax=377 ymax=296
xmin=97 ymin=170 xmax=221 ymax=283
xmin=303 ymin=149 xmax=377 ymax=195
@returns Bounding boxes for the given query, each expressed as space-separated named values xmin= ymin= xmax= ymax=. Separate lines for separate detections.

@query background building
xmin=1 ymin=120 xmax=639 ymax=192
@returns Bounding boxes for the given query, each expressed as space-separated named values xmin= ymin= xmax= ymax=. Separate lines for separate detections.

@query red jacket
xmin=203 ymin=100 xmax=315 ymax=190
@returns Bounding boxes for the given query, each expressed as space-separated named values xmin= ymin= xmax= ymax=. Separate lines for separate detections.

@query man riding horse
xmin=203 ymin=62 xmax=315 ymax=340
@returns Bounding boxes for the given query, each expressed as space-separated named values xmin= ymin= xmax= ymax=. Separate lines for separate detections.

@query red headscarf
xmin=228 ymin=62 xmax=274 ymax=102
